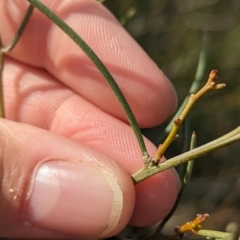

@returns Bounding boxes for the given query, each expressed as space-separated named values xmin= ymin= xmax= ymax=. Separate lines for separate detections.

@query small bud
xmin=174 ymin=118 xmax=182 ymax=125
xmin=215 ymin=83 xmax=226 ymax=89
xmin=174 ymin=134 xmax=179 ymax=140
xmin=209 ymin=70 xmax=218 ymax=82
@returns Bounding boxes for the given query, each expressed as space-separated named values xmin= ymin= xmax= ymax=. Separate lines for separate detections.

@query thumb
xmin=0 ymin=118 xmax=135 ymax=239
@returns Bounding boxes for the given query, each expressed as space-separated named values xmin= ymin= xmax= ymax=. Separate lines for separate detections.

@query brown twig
xmin=153 ymin=70 xmax=225 ymax=164
xmin=156 ymin=132 xmax=196 ymax=233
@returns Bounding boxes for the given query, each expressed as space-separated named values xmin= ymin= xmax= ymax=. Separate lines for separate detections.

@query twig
xmin=132 ymin=125 xmax=240 ymax=183
xmin=156 ymin=132 xmax=196 ymax=233
xmin=1 ymin=4 xmax=34 ymax=53
xmin=120 ymin=7 xmax=137 ymax=26
xmin=162 ymin=32 xmax=208 ymax=138
xmin=198 ymin=229 xmax=240 ymax=240
xmin=153 ymin=70 xmax=225 ymax=163
xmin=0 ymin=4 xmax=34 ymax=119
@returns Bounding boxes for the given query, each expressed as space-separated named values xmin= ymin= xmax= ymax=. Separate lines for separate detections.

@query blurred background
xmin=102 ymin=0 xmax=240 ymax=234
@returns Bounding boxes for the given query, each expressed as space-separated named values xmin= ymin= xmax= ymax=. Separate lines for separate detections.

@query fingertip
xmin=0 ymin=119 xmax=135 ymax=238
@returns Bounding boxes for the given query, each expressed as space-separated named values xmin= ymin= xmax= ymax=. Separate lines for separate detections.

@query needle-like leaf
xmin=26 ymin=0 xmax=148 ymax=159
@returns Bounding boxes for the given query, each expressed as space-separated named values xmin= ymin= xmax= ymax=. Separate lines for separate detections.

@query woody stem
xmin=154 ymin=70 xmax=225 ymax=163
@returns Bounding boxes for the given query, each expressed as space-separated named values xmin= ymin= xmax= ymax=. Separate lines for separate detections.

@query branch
xmin=163 ymin=31 xmax=208 ymax=138
xmin=198 ymin=229 xmax=240 ymax=240
xmin=153 ymin=70 xmax=225 ymax=163
xmin=132 ymin=126 xmax=240 ymax=183
xmin=1 ymin=4 xmax=34 ymax=53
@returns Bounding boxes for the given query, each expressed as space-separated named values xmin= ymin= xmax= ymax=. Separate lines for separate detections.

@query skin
xmin=0 ymin=0 xmax=180 ymax=239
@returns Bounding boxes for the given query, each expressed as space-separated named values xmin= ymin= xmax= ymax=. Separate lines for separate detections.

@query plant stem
xmin=0 ymin=4 xmax=34 ymax=119
xmin=156 ymin=132 xmax=196 ymax=233
xmin=1 ymin=4 xmax=34 ymax=53
xmin=154 ymin=70 xmax=225 ymax=162
xmin=26 ymin=0 xmax=148 ymax=158
xmin=132 ymin=126 xmax=240 ymax=183
xmin=183 ymin=131 xmax=195 ymax=184
xmin=198 ymin=229 xmax=240 ymax=240
xmin=120 ymin=7 xmax=137 ymax=26
xmin=163 ymin=32 xmax=208 ymax=138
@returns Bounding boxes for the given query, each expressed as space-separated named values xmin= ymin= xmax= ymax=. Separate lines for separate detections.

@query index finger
xmin=0 ymin=0 xmax=177 ymax=127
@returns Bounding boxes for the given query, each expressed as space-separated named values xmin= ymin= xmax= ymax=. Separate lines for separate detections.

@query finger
xmin=1 ymin=0 xmax=180 ymax=227
xmin=0 ymin=0 xmax=177 ymax=127
xmin=3 ymin=57 xmax=180 ymax=226
xmin=0 ymin=118 xmax=136 ymax=239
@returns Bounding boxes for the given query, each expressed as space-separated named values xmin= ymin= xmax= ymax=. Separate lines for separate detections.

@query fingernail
xmin=24 ymin=161 xmax=123 ymax=237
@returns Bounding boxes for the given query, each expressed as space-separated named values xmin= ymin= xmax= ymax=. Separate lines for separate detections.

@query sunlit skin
xmin=0 ymin=0 xmax=180 ymax=238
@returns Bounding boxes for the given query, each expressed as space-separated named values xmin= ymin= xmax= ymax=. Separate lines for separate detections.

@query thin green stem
xmin=0 ymin=4 xmax=34 ymax=118
xmin=198 ymin=229 xmax=240 ymax=240
xmin=26 ymin=0 xmax=148 ymax=158
xmin=163 ymin=32 xmax=208 ymax=135
xmin=1 ymin=4 xmax=34 ymax=53
xmin=132 ymin=126 xmax=240 ymax=183
xmin=120 ymin=7 xmax=137 ymax=26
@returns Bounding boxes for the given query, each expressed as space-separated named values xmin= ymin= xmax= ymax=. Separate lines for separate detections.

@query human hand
xmin=0 ymin=0 xmax=179 ymax=239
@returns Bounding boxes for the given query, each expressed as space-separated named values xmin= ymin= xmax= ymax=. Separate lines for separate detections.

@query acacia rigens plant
xmin=0 ymin=1 xmax=240 ymax=239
